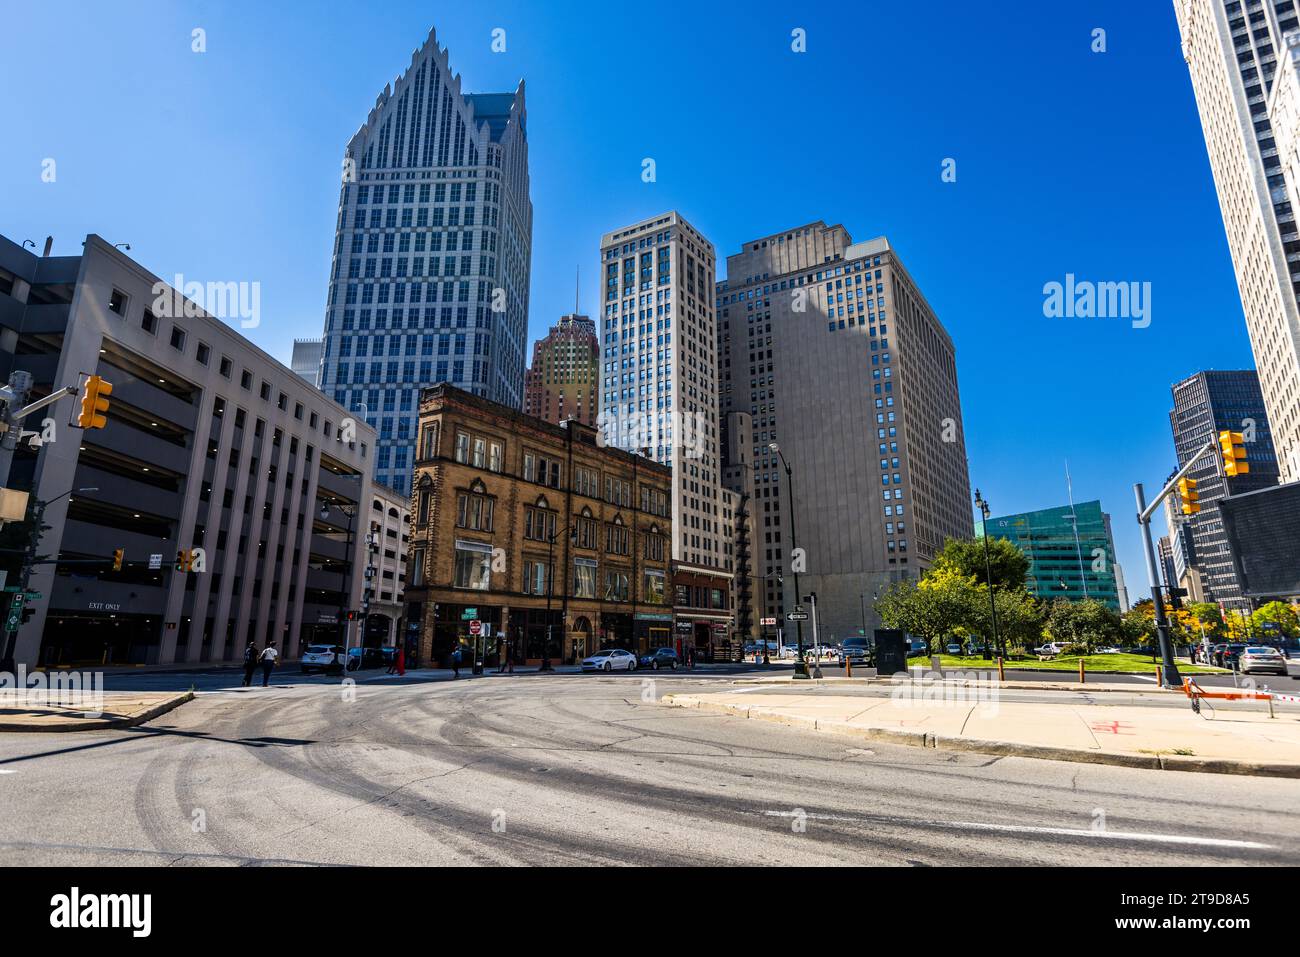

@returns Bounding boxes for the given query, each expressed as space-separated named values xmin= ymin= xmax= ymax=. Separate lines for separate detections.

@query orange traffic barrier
xmin=1181 ymin=678 xmax=1271 ymax=702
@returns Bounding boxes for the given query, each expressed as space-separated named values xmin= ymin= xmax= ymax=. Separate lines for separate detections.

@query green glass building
xmin=975 ymin=500 xmax=1121 ymax=611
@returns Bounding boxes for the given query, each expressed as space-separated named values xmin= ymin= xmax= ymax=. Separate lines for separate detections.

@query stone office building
xmin=405 ymin=384 xmax=673 ymax=666
xmin=0 ymin=233 xmax=376 ymax=667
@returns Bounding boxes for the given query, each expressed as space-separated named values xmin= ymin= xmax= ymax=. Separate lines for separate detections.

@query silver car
xmin=581 ymin=648 xmax=638 ymax=672
xmin=1239 ymin=646 xmax=1289 ymax=676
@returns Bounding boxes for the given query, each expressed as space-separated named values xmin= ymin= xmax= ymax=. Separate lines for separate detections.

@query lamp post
xmin=542 ymin=522 xmax=578 ymax=672
xmin=320 ymin=499 xmax=357 ymax=670
xmin=769 ymin=442 xmax=808 ymax=678
xmin=973 ymin=488 xmax=1001 ymax=659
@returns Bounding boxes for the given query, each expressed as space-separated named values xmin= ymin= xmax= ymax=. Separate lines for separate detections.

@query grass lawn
xmin=903 ymin=652 xmax=1229 ymax=675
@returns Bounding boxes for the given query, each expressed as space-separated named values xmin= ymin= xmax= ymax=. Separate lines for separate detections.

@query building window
xmin=453 ymin=540 xmax=492 ymax=590
xmin=456 ymin=490 xmax=494 ymax=531
xmin=605 ymin=521 xmax=630 ymax=555
xmin=524 ymin=504 xmax=556 ymax=543
xmin=410 ymin=548 xmax=425 ymax=587
xmin=573 ymin=558 xmax=597 ymax=599
xmin=604 ymin=569 xmax=630 ymax=602
xmin=455 ymin=431 xmax=470 ymax=463
xmin=420 ymin=423 xmax=439 ymax=459
xmin=643 ymin=533 xmax=665 ymax=563
xmin=109 ymin=289 xmax=128 ymax=317
xmin=643 ymin=569 xmax=666 ymax=605
xmin=169 ymin=326 xmax=186 ymax=352
xmin=488 ymin=441 xmax=503 ymax=473
xmin=523 ymin=559 xmax=549 ymax=595
xmin=575 ymin=513 xmax=598 ymax=549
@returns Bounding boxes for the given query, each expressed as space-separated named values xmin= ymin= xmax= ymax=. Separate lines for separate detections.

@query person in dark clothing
xmin=259 ymin=640 xmax=279 ymax=687
xmin=241 ymin=641 xmax=259 ymax=686
xmin=450 ymin=643 xmax=462 ymax=678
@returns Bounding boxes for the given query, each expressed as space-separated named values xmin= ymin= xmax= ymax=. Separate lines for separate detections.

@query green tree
xmin=933 ymin=537 xmax=1030 ymax=591
xmin=1250 ymin=601 xmax=1300 ymax=639
xmin=875 ymin=568 xmax=980 ymax=654
xmin=1046 ymin=598 xmax=1123 ymax=652
xmin=1186 ymin=602 xmax=1224 ymax=640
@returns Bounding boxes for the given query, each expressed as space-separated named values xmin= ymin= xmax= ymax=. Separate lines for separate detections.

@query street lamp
xmin=541 ymin=523 xmax=578 ymax=672
xmin=769 ymin=442 xmax=808 ymax=678
xmin=973 ymin=488 xmax=1002 ymax=659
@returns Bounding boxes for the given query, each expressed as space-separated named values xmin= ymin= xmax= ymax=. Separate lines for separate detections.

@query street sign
xmin=468 ymin=619 xmax=482 ymax=637
xmin=461 ymin=608 xmax=478 ymax=621
xmin=149 ymin=553 xmax=162 ymax=570
xmin=25 ymin=592 xmax=41 ymax=601
xmin=760 ymin=616 xmax=776 ymax=626
xmin=786 ymin=612 xmax=809 ymax=622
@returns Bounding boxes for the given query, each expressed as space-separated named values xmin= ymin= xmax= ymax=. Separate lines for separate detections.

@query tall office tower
xmin=523 ymin=313 xmax=600 ymax=426
xmin=1175 ymin=1 xmax=1300 ymax=481
xmin=319 ymin=26 xmax=532 ymax=496
xmin=1169 ymin=369 xmax=1279 ymax=613
xmin=599 ymin=212 xmax=729 ymax=571
xmin=291 ymin=338 xmax=323 ymax=386
xmin=977 ymin=501 xmax=1123 ymax=611
xmin=716 ymin=223 xmax=973 ymax=642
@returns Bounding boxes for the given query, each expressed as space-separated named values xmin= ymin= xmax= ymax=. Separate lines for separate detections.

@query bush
xmin=1059 ymin=642 xmax=1091 ymax=657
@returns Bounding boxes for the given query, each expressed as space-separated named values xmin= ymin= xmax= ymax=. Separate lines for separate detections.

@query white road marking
xmin=0 ymin=770 xmax=16 ymax=775
xmin=761 ymin=810 xmax=1273 ymax=850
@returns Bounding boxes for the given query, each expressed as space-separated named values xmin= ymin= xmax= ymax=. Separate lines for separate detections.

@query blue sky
xmin=1 ymin=0 xmax=1255 ymax=599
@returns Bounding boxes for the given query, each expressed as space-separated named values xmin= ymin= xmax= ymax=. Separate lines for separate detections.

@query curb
xmin=0 ymin=692 xmax=194 ymax=733
xmin=663 ymin=694 xmax=1300 ymax=779
xmin=732 ymin=675 xmax=1180 ymax=693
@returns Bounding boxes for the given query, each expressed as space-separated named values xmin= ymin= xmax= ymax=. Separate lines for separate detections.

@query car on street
xmin=638 ymin=647 xmax=679 ymax=670
xmin=300 ymin=644 xmax=345 ymax=674
xmin=1239 ymin=645 xmax=1289 ymax=676
xmin=778 ymin=645 xmax=799 ymax=659
xmin=842 ymin=637 xmax=872 ymax=664
xmin=1220 ymin=643 xmax=1249 ymax=670
xmin=583 ymin=648 xmax=638 ymax=672
xmin=346 ymin=646 xmax=388 ymax=671
xmin=1034 ymin=641 xmax=1067 ymax=657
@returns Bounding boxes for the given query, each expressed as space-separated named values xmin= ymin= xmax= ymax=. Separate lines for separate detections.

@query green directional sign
xmin=25 ymin=592 xmax=42 ymax=601
xmin=461 ymin=607 xmax=478 ymax=621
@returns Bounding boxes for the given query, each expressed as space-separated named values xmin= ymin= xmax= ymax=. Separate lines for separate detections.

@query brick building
xmin=405 ymin=384 xmax=673 ymax=666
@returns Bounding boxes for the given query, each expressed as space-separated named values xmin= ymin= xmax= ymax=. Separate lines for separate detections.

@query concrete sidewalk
xmin=663 ymin=688 xmax=1300 ymax=777
xmin=0 ymin=691 xmax=193 ymax=732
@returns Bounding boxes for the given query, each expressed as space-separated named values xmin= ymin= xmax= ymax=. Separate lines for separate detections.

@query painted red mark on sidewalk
xmin=1089 ymin=720 xmax=1134 ymax=735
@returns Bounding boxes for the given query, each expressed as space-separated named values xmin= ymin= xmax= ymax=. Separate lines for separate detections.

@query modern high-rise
xmin=523 ymin=313 xmax=599 ymax=426
xmin=1175 ymin=1 xmax=1300 ymax=481
xmin=598 ymin=212 xmax=730 ymax=572
xmin=716 ymin=223 xmax=973 ymax=642
xmin=318 ymin=26 xmax=532 ymax=497
xmin=1169 ymin=368 xmax=1279 ymax=613
xmin=291 ymin=338 xmax=323 ymax=386
xmin=977 ymin=500 xmax=1123 ymax=611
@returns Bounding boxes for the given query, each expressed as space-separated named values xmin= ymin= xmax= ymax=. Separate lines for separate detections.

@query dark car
xmin=842 ymin=638 xmax=872 ymax=664
xmin=346 ymin=646 xmax=388 ymax=671
xmin=1220 ymin=643 xmax=1249 ymax=669
xmin=638 ymin=647 xmax=679 ymax=670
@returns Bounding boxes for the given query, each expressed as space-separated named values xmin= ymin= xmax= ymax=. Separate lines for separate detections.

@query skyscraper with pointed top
xmin=318 ymin=26 xmax=532 ymax=495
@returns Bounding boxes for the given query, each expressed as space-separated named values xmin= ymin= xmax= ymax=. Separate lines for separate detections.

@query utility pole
xmin=1134 ymin=436 xmax=1221 ymax=689
xmin=973 ymin=488 xmax=1001 ymax=659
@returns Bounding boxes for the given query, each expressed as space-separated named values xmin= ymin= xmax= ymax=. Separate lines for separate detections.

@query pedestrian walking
xmin=505 ymin=640 xmax=514 ymax=674
xmin=386 ymin=647 xmax=398 ymax=674
xmin=450 ymin=642 xmax=462 ymax=678
xmin=259 ymin=640 xmax=279 ymax=687
xmin=241 ymin=640 xmax=259 ymax=686
xmin=395 ymin=644 xmax=406 ymax=676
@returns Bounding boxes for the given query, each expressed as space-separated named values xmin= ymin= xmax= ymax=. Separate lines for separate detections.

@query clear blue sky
xmin=1 ymin=0 xmax=1255 ymax=599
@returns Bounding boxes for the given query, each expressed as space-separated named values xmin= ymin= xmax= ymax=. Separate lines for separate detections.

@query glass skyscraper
xmin=318 ymin=27 xmax=532 ymax=495
xmin=977 ymin=500 xmax=1122 ymax=611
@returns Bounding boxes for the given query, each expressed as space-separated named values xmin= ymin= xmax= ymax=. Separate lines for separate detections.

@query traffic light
xmin=175 ymin=549 xmax=192 ymax=572
xmin=1219 ymin=430 xmax=1249 ymax=477
xmin=1177 ymin=477 xmax=1200 ymax=515
xmin=77 ymin=375 xmax=113 ymax=429
xmin=112 ymin=547 xmax=124 ymax=571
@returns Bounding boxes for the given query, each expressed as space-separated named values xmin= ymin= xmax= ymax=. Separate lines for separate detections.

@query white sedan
xmin=581 ymin=648 xmax=638 ymax=672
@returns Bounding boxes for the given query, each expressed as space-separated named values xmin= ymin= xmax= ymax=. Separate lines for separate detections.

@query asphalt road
xmin=0 ymin=669 xmax=1297 ymax=866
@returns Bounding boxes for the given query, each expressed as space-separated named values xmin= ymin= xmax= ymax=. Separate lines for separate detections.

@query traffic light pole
xmin=1133 ymin=438 xmax=1217 ymax=690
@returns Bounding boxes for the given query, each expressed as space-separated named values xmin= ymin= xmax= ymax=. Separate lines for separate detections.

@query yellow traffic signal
xmin=1177 ymin=477 xmax=1200 ymax=515
xmin=112 ymin=548 xmax=124 ymax=572
xmin=1219 ymin=430 xmax=1249 ymax=477
xmin=78 ymin=375 xmax=113 ymax=429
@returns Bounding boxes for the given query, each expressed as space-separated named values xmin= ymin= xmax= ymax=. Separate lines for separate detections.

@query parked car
xmin=1035 ymin=641 xmax=1067 ymax=657
xmin=842 ymin=638 xmax=872 ymax=664
xmin=945 ymin=642 xmax=963 ymax=656
xmin=583 ymin=648 xmax=638 ymax=672
xmin=1239 ymin=646 xmax=1289 ymax=676
xmin=1096 ymin=646 xmax=1122 ymax=655
xmin=907 ymin=638 xmax=928 ymax=656
xmin=638 ymin=647 xmax=679 ymax=670
xmin=778 ymin=645 xmax=800 ymax=659
xmin=301 ymin=644 xmax=345 ymax=675
xmin=1210 ymin=643 xmax=1229 ymax=667
xmin=347 ymin=646 xmax=387 ymax=671
xmin=1220 ymin=643 xmax=1249 ymax=670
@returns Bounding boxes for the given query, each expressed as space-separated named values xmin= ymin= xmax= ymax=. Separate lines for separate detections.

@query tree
xmin=968 ymin=585 xmax=1046 ymax=654
xmin=933 ymin=537 xmax=1029 ymax=591
xmin=875 ymin=568 xmax=980 ymax=655
xmin=1046 ymin=598 xmax=1123 ymax=652
xmin=1186 ymin=602 xmax=1224 ymax=640
xmin=1251 ymin=601 xmax=1300 ymax=639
